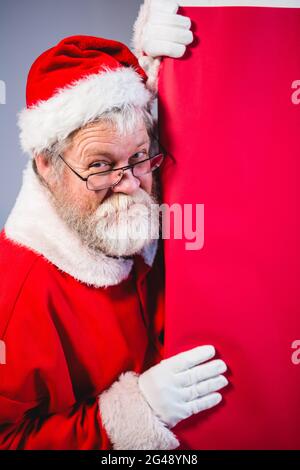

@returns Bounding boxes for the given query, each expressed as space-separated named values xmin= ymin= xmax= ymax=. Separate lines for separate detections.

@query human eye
xmin=130 ymin=151 xmax=148 ymax=162
xmin=89 ymin=160 xmax=112 ymax=171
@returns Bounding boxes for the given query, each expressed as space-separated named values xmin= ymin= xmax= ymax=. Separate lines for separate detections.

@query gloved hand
xmin=138 ymin=345 xmax=228 ymax=429
xmin=131 ymin=0 xmax=194 ymax=92
xmin=139 ymin=0 xmax=193 ymax=59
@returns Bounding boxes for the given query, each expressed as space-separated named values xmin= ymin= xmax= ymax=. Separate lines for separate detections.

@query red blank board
xmin=158 ymin=6 xmax=300 ymax=449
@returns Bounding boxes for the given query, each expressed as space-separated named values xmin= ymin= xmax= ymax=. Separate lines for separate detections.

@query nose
xmin=111 ymin=168 xmax=141 ymax=195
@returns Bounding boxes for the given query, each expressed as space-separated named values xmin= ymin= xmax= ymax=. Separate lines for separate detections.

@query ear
xmin=34 ymin=153 xmax=52 ymax=181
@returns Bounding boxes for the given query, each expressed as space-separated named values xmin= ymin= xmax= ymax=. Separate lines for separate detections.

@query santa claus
xmin=0 ymin=33 xmax=228 ymax=449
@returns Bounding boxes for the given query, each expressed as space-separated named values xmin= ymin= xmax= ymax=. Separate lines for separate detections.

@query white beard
xmin=93 ymin=190 xmax=160 ymax=257
xmin=51 ymin=186 xmax=160 ymax=258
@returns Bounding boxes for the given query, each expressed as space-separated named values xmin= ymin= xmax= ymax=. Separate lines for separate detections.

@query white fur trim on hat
xmin=18 ymin=66 xmax=153 ymax=157
xmin=98 ymin=371 xmax=180 ymax=450
xmin=4 ymin=161 xmax=158 ymax=288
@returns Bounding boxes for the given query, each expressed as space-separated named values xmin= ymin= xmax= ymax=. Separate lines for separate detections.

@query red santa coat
xmin=0 ymin=162 xmax=180 ymax=450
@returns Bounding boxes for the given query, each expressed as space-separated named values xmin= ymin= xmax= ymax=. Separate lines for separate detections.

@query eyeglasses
xmin=58 ymin=133 xmax=167 ymax=191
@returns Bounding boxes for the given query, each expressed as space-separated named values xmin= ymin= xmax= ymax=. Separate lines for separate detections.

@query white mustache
xmin=95 ymin=188 xmax=154 ymax=219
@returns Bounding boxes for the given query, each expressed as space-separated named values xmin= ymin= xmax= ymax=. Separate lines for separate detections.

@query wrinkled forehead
xmin=71 ymin=119 xmax=149 ymax=146
xmin=65 ymin=120 xmax=151 ymax=161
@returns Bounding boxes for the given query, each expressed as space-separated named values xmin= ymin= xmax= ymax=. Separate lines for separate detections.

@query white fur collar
xmin=4 ymin=162 xmax=158 ymax=288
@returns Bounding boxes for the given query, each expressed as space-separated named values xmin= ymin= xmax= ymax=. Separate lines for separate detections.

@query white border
xmin=179 ymin=0 xmax=300 ymax=7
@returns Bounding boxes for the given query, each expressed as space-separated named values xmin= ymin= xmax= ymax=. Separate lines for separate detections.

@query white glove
xmin=131 ymin=0 xmax=194 ymax=92
xmin=138 ymin=345 xmax=228 ymax=429
xmin=141 ymin=0 xmax=193 ymax=58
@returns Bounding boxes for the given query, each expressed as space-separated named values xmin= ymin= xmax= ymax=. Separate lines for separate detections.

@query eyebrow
xmin=85 ymin=140 xmax=150 ymax=158
xmin=137 ymin=139 xmax=150 ymax=147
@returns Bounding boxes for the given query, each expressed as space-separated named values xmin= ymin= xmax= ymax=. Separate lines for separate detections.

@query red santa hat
xmin=18 ymin=35 xmax=153 ymax=156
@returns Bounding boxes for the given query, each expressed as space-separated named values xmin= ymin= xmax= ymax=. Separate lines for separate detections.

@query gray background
xmin=0 ymin=0 xmax=143 ymax=228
